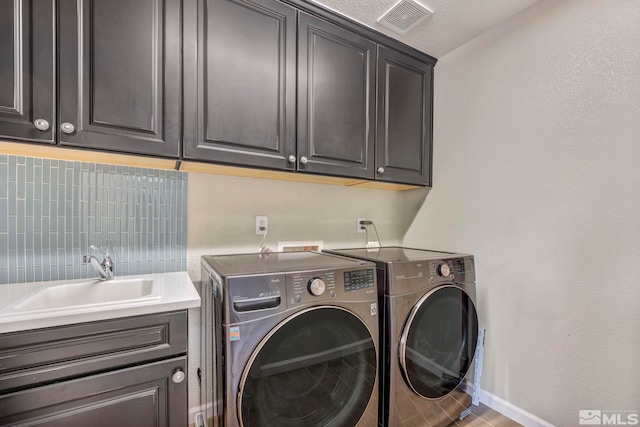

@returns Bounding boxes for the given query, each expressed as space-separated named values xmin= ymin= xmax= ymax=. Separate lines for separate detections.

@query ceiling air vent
xmin=377 ymin=0 xmax=433 ymax=35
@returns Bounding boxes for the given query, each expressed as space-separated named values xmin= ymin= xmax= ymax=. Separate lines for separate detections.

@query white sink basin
xmin=0 ymin=272 xmax=200 ymax=334
xmin=13 ymin=278 xmax=160 ymax=312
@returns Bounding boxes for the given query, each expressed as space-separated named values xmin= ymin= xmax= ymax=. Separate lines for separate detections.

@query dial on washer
xmin=437 ymin=263 xmax=451 ymax=277
xmin=308 ymin=277 xmax=326 ymax=296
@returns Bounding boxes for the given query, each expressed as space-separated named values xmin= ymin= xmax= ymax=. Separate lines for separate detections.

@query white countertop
xmin=0 ymin=271 xmax=200 ymax=334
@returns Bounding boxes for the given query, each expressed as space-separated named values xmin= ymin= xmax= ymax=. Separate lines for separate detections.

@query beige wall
xmin=403 ymin=0 xmax=640 ymax=425
xmin=187 ymin=173 xmax=407 ymax=283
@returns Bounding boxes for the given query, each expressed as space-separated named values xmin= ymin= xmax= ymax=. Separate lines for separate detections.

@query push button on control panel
xmin=344 ymin=269 xmax=375 ymax=292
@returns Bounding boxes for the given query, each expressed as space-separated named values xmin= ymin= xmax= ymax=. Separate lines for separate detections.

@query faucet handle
xmin=90 ymin=245 xmax=111 ymax=259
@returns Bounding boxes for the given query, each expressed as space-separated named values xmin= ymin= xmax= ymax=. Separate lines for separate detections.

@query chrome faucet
xmin=83 ymin=245 xmax=114 ymax=280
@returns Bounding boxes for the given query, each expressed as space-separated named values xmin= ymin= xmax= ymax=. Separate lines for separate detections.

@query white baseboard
xmin=465 ymin=382 xmax=555 ymax=427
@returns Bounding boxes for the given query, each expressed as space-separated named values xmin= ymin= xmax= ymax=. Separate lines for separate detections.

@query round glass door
xmin=399 ymin=285 xmax=478 ymax=399
xmin=239 ymin=306 xmax=377 ymax=426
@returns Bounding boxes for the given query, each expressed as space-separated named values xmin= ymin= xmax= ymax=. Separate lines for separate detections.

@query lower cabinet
xmin=0 ymin=311 xmax=189 ymax=427
xmin=0 ymin=357 xmax=187 ymax=427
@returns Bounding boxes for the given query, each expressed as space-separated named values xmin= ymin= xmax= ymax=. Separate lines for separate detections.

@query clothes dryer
xmin=324 ymin=247 xmax=478 ymax=427
xmin=201 ymin=251 xmax=379 ymax=427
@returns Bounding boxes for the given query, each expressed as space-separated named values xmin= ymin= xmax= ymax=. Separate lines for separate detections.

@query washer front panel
xmin=238 ymin=306 xmax=377 ymax=426
xmin=399 ymin=285 xmax=478 ymax=399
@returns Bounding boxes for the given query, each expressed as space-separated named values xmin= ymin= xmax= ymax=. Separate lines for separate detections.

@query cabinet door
xmin=0 ymin=0 xmax=55 ymax=143
xmin=58 ymin=0 xmax=181 ymax=157
xmin=376 ymin=46 xmax=433 ymax=186
xmin=298 ymin=12 xmax=376 ymax=179
xmin=0 ymin=357 xmax=187 ymax=427
xmin=183 ymin=0 xmax=297 ymax=170
xmin=0 ymin=311 xmax=187 ymax=393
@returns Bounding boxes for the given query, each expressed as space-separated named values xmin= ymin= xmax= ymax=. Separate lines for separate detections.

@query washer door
xmin=399 ymin=285 xmax=478 ymax=399
xmin=238 ymin=306 xmax=377 ymax=426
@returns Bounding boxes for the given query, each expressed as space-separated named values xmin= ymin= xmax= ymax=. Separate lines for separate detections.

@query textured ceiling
xmin=308 ymin=0 xmax=541 ymax=58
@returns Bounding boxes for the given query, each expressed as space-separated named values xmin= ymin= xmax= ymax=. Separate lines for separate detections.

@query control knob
xmin=437 ymin=263 xmax=451 ymax=277
xmin=308 ymin=277 xmax=326 ymax=296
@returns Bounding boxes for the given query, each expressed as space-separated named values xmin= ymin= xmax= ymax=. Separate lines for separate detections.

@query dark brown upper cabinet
xmin=183 ymin=0 xmax=433 ymax=185
xmin=297 ymin=12 xmax=376 ymax=179
xmin=183 ymin=2 xmax=377 ymax=180
xmin=1 ymin=0 xmax=436 ymax=187
xmin=376 ymin=46 xmax=433 ymax=186
xmin=56 ymin=0 xmax=182 ymax=157
xmin=183 ymin=0 xmax=297 ymax=170
xmin=0 ymin=0 xmax=56 ymax=144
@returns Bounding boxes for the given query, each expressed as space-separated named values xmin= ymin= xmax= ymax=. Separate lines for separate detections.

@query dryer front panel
xmin=399 ymin=285 xmax=478 ymax=399
xmin=237 ymin=306 xmax=377 ymax=427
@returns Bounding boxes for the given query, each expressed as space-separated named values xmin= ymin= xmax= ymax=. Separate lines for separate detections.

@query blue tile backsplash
xmin=0 ymin=155 xmax=187 ymax=284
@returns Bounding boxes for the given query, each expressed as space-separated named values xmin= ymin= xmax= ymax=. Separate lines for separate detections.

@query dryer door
xmin=399 ymin=285 xmax=478 ymax=399
xmin=238 ymin=306 xmax=377 ymax=426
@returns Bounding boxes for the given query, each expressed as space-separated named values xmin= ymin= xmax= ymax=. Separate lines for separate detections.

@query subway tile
xmin=26 ymin=157 xmax=34 ymax=181
xmin=49 ymin=168 xmax=58 ymax=194
xmin=26 ymin=218 xmax=33 ymax=250
xmin=65 ymin=168 xmax=73 ymax=200
xmin=8 ymin=182 xmax=16 ymax=215
xmin=0 ymin=268 xmax=9 ymax=284
xmin=0 ymin=200 xmax=7 ymax=233
xmin=1 ymin=157 xmax=188 ymax=284
xmin=65 ymin=200 xmax=73 ymax=230
xmin=7 ymin=216 xmax=17 ymax=250
xmin=16 ymin=200 xmax=25 ymax=233
xmin=34 ymin=166 xmax=42 ymax=199
xmin=0 ymin=162 xmax=7 ymax=198
xmin=26 ymin=184 xmax=33 ymax=215
xmin=16 ymin=165 xmax=27 ymax=199
xmin=42 ymin=184 xmax=50 ymax=215
xmin=8 ymin=256 xmax=17 ymax=283
xmin=8 ymin=157 xmax=16 ymax=182
xmin=57 ymin=228 xmax=65 ymax=248
xmin=0 ymin=234 xmax=8 ymax=268
xmin=25 ymin=250 xmax=34 ymax=282
xmin=16 ymin=234 xmax=25 ymax=266
xmin=57 ymin=186 xmax=65 ymax=215
xmin=73 ymin=163 xmax=81 ymax=184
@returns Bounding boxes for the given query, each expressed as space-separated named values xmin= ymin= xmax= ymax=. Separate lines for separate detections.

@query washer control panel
xmin=287 ymin=267 xmax=375 ymax=307
xmin=428 ymin=256 xmax=475 ymax=283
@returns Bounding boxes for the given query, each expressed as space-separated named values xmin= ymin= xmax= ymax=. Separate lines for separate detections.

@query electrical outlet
xmin=357 ymin=217 xmax=367 ymax=234
xmin=256 ymin=216 xmax=268 ymax=235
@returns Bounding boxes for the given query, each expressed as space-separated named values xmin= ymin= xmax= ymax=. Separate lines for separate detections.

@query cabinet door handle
xmin=300 ymin=156 xmax=308 ymax=165
xmin=172 ymin=368 xmax=185 ymax=384
xmin=288 ymin=155 xmax=296 ymax=163
xmin=377 ymin=167 xmax=385 ymax=174
xmin=34 ymin=119 xmax=50 ymax=131
xmin=60 ymin=122 xmax=75 ymax=134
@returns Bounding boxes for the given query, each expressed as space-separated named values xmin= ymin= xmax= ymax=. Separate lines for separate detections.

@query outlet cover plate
xmin=256 ymin=216 xmax=268 ymax=235
xmin=357 ymin=218 xmax=367 ymax=234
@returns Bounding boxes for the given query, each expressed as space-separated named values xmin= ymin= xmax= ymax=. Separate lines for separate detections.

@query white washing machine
xmin=200 ymin=251 xmax=380 ymax=427
xmin=324 ymin=247 xmax=479 ymax=427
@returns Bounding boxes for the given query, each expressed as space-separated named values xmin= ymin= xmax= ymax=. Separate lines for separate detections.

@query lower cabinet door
xmin=0 ymin=357 xmax=187 ymax=427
